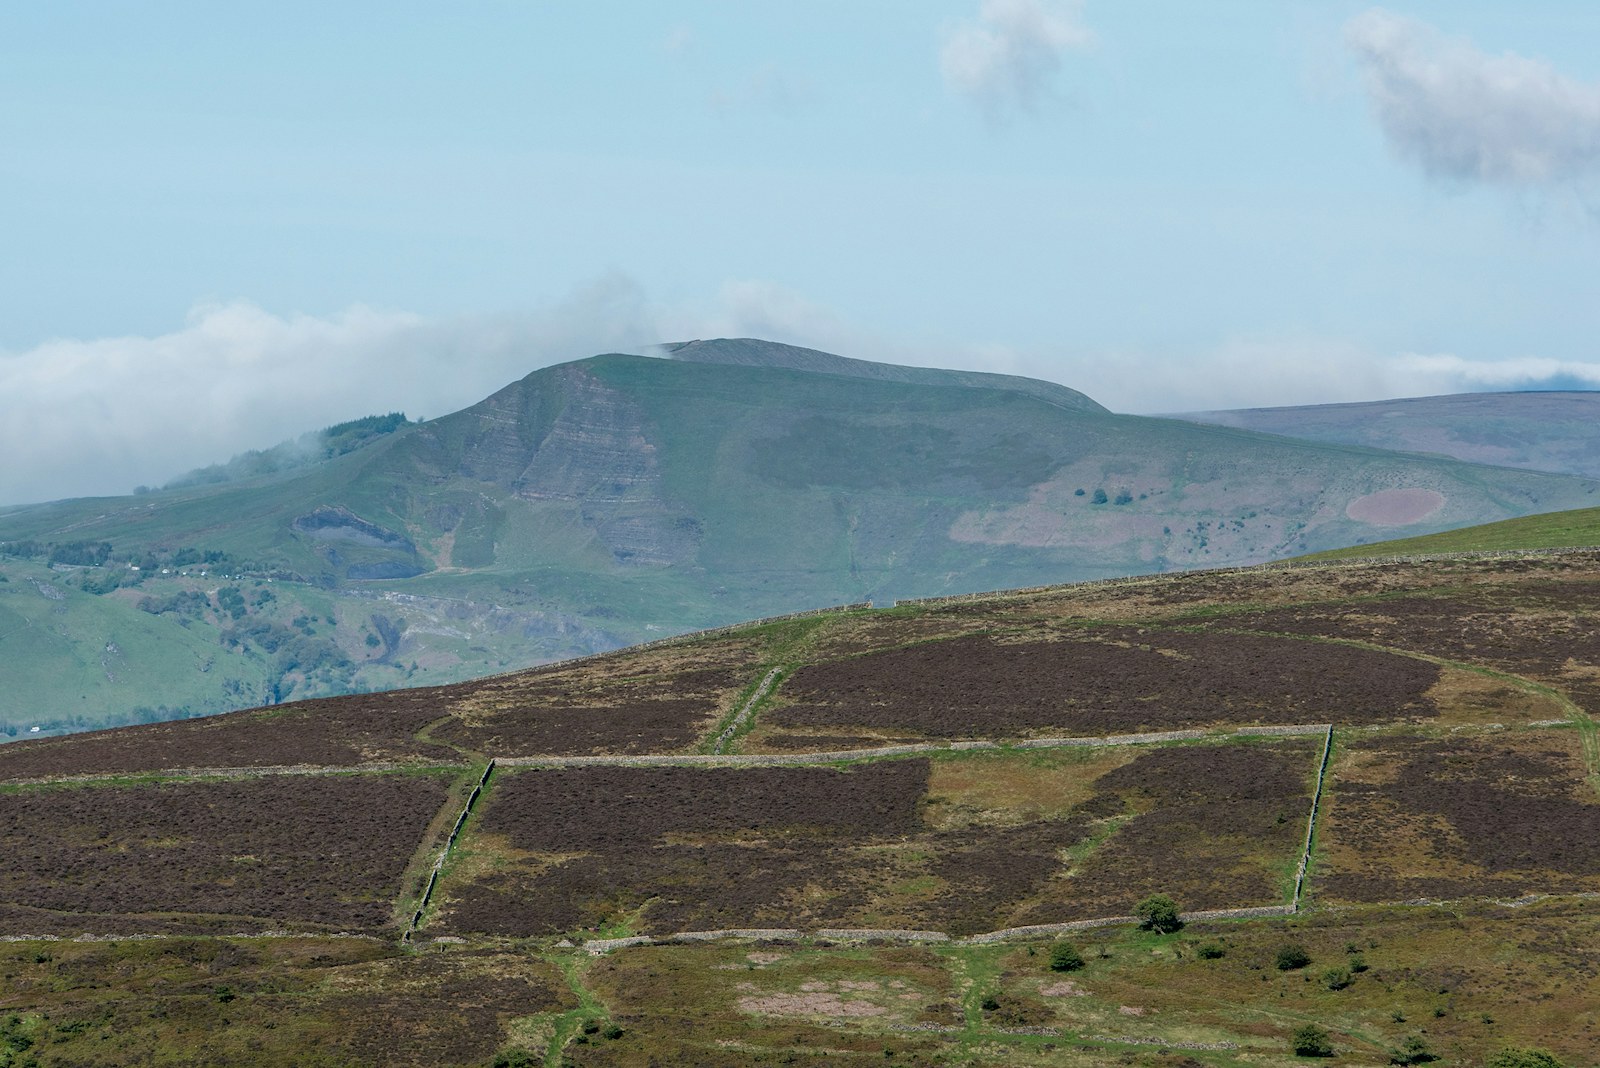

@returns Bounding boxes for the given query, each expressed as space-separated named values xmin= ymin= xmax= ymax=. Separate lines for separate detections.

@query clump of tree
xmin=1048 ymin=941 xmax=1085 ymax=972
xmin=1275 ymin=942 xmax=1311 ymax=970
xmin=166 ymin=412 xmax=410 ymax=488
xmin=1291 ymin=1023 xmax=1334 ymax=1057
xmin=1135 ymin=894 xmax=1182 ymax=933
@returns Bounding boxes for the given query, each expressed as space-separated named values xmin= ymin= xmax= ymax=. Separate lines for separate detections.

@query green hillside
xmin=3 ymin=340 xmax=1597 ymax=735
xmin=1304 ymin=504 xmax=1600 ymax=560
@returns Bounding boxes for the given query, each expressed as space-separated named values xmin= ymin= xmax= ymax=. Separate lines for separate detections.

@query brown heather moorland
xmin=1 ymin=549 xmax=1598 ymax=1064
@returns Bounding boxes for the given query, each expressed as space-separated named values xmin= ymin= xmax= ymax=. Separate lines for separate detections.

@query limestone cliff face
xmin=406 ymin=362 xmax=701 ymax=568
xmin=512 ymin=366 xmax=659 ymax=503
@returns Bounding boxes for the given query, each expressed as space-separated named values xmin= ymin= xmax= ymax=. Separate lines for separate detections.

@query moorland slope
xmin=2 ymin=547 xmax=1597 ymax=1065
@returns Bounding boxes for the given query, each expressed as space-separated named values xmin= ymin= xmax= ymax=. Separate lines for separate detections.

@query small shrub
xmin=1348 ymin=953 xmax=1368 ymax=973
xmin=980 ymin=997 xmax=1000 ymax=1012
xmin=1487 ymin=1049 xmax=1566 ymax=1068
xmin=1197 ymin=942 xmax=1226 ymax=960
xmin=1135 ymin=894 xmax=1182 ymax=933
xmin=1048 ymin=942 xmax=1085 ymax=972
xmin=1322 ymin=966 xmax=1351 ymax=991
xmin=603 ymin=1025 xmax=624 ymax=1040
xmin=492 ymin=1050 xmax=537 ymax=1068
xmin=1291 ymin=1024 xmax=1334 ymax=1057
xmin=581 ymin=1020 xmax=601 ymax=1035
xmin=1391 ymin=1034 xmax=1435 ymax=1065
xmin=1275 ymin=943 xmax=1311 ymax=970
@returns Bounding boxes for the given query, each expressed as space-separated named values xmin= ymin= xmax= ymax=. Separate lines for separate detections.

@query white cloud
xmin=1345 ymin=8 xmax=1600 ymax=185
xmin=0 ymin=275 xmax=656 ymax=507
xmin=940 ymin=0 xmax=1094 ymax=120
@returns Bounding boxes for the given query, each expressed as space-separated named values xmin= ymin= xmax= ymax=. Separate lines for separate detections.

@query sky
xmin=3 ymin=1 xmax=1600 ymax=505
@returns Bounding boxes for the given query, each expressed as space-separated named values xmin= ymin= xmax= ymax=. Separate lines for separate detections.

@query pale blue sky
xmin=2 ymin=2 xmax=1599 ymax=503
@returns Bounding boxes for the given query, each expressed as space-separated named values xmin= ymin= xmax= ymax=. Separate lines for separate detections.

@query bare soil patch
xmin=1345 ymin=488 xmax=1446 ymax=526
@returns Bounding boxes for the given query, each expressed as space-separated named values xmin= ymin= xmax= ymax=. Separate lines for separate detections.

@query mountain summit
xmin=2 ymin=340 xmax=1596 ymax=735
xmin=663 ymin=338 xmax=1107 ymax=414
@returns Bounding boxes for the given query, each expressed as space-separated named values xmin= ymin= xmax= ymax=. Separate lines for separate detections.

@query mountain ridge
xmin=1172 ymin=389 xmax=1600 ymax=478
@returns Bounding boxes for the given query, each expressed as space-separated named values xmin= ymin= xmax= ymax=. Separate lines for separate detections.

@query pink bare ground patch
xmin=1345 ymin=488 xmax=1445 ymax=526
xmin=1039 ymin=980 xmax=1088 ymax=997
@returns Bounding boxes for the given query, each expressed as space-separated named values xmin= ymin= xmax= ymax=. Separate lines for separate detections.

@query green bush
xmin=1487 ymin=1051 xmax=1565 ymax=1068
xmin=1321 ymin=966 xmax=1352 ymax=990
xmin=1275 ymin=943 xmax=1311 ymax=970
xmin=1048 ymin=941 xmax=1085 ymax=972
xmin=1196 ymin=942 xmax=1226 ymax=960
xmin=1390 ymin=1034 xmax=1435 ymax=1065
xmin=1135 ymin=893 xmax=1182 ymax=933
xmin=491 ymin=1050 xmax=537 ymax=1068
xmin=1291 ymin=1023 xmax=1334 ymax=1057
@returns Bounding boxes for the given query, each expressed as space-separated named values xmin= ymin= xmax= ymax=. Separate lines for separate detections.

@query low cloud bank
xmin=0 ymin=276 xmax=655 ymax=507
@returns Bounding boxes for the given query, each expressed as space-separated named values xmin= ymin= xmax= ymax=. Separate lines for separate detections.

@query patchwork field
xmin=433 ymin=741 xmax=1318 ymax=940
xmin=1 ymin=548 xmax=1597 ymax=1064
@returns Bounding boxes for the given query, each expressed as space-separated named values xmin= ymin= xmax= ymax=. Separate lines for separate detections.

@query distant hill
xmin=1172 ymin=391 xmax=1600 ymax=478
xmin=2 ymin=339 xmax=1597 ymax=735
